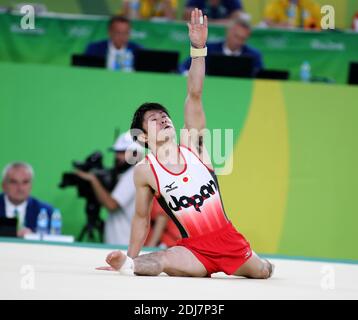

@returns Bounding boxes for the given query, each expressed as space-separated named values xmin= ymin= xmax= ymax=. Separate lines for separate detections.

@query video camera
xmin=59 ymin=151 xmax=117 ymax=242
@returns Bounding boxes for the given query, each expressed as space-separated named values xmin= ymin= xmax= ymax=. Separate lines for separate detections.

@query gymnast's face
xmin=142 ymin=110 xmax=176 ymax=146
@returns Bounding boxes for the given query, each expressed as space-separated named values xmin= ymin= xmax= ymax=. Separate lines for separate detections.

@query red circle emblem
xmin=183 ymin=177 xmax=189 ymax=183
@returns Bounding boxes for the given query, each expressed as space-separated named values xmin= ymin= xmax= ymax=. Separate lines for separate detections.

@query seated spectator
xmin=84 ymin=16 xmax=141 ymax=70
xmin=145 ymin=198 xmax=181 ymax=248
xmin=179 ymin=17 xmax=263 ymax=75
xmin=0 ymin=162 xmax=53 ymax=237
xmin=264 ymin=0 xmax=321 ymax=29
xmin=122 ymin=0 xmax=177 ymax=20
xmin=184 ymin=0 xmax=243 ymax=24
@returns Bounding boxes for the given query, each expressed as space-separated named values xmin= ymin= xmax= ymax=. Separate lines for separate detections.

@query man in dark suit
xmin=0 ymin=162 xmax=53 ymax=237
xmin=84 ymin=16 xmax=141 ymax=70
xmin=179 ymin=16 xmax=263 ymax=75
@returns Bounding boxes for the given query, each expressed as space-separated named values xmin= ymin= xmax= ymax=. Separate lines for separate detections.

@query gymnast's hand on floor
xmin=96 ymin=250 xmax=126 ymax=271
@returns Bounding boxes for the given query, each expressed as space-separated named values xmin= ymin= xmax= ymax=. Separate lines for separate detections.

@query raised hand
xmin=187 ymin=8 xmax=208 ymax=49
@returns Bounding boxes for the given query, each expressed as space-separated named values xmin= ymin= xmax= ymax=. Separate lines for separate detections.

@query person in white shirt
xmin=84 ymin=16 xmax=142 ymax=71
xmin=179 ymin=16 xmax=264 ymax=75
xmin=76 ymin=132 xmax=143 ymax=245
xmin=0 ymin=162 xmax=53 ymax=237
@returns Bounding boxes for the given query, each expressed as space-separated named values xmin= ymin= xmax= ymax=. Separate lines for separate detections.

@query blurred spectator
xmin=145 ymin=198 xmax=181 ymax=248
xmin=264 ymin=0 xmax=321 ymax=29
xmin=76 ymin=132 xmax=143 ymax=245
xmin=353 ymin=12 xmax=358 ymax=32
xmin=84 ymin=16 xmax=141 ymax=70
xmin=179 ymin=17 xmax=263 ymax=75
xmin=184 ymin=0 xmax=243 ymax=24
xmin=0 ymin=162 xmax=53 ymax=237
xmin=122 ymin=0 xmax=177 ymax=20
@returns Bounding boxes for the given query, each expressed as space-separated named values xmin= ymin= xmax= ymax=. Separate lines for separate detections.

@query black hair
xmin=130 ymin=102 xmax=170 ymax=148
xmin=108 ymin=15 xmax=130 ymax=29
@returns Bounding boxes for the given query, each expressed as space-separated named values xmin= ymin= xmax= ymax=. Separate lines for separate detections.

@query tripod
xmin=78 ymin=201 xmax=104 ymax=242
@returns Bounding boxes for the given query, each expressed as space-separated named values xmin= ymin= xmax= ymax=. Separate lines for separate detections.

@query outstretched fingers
xmin=191 ymin=8 xmax=195 ymax=25
xmin=196 ymin=8 xmax=203 ymax=25
xmin=188 ymin=8 xmax=207 ymax=30
xmin=95 ymin=266 xmax=116 ymax=271
xmin=190 ymin=8 xmax=204 ymax=25
xmin=203 ymin=14 xmax=208 ymax=27
xmin=196 ymin=8 xmax=201 ymax=25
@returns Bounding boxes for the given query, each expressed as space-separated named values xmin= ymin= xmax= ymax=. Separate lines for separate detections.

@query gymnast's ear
xmin=137 ymin=133 xmax=148 ymax=146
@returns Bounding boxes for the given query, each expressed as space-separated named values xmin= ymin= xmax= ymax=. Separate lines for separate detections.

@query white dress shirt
xmin=4 ymin=195 xmax=28 ymax=228
xmin=223 ymin=44 xmax=242 ymax=57
xmin=106 ymin=42 xmax=129 ymax=70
